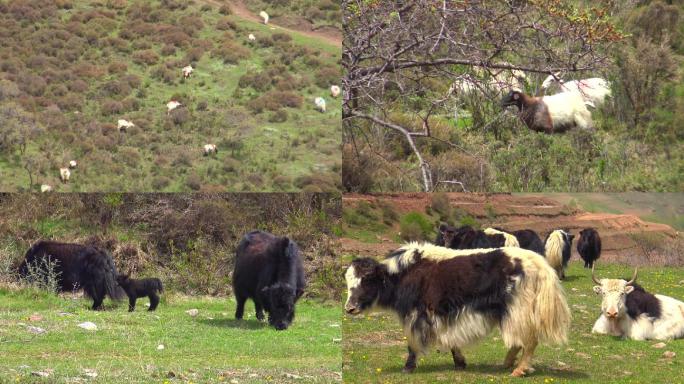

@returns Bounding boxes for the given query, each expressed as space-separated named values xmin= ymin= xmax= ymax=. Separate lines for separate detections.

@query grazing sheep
xmin=314 ymin=97 xmax=326 ymax=112
xmin=167 ymin=100 xmax=182 ymax=114
xmin=182 ymin=65 xmax=194 ymax=79
xmin=248 ymin=33 xmax=256 ymax=41
xmin=203 ymin=144 xmax=218 ymax=156
xmin=40 ymin=184 xmax=53 ymax=193
xmin=330 ymin=85 xmax=341 ymax=98
xmin=59 ymin=168 xmax=70 ymax=183
xmin=259 ymin=11 xmax=269 ymax=24
xmin=117 ymin=119 xmax=135 ymax=132
xmin=501 ymin=90 xmax=592 ymax=134
xmin=69 ymin=160 xmax=77 ymax=169
xmin=541 ymin=74 xmax=611 ymax=107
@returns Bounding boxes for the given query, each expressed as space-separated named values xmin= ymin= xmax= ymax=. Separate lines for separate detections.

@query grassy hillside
xmin=0 ymin=0 xmax=341 ymax=192
xmin=0 ymin=289 xmax=341 ymax=383
xmin=343 ymin=262 xmax=684 ymax=383
xmin=0 ymin=193 xmax=344 ymax=300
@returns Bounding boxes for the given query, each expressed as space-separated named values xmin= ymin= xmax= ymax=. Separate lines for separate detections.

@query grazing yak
xmin=544 ymin=229 xmax=574 ymax=279
xmin=330 ymin=85 xmax=341 ymax=98
xmin=69 ymin=160 xmax=77 ymax=169
xmin=233 ymin=230 xmax=306 ymax=330
xmin=344 ymin=243 xmax=570 ymax=377
xmin=501 ymin=89 xmax=592 ymax=134
xmin=314 ymin=97 xmax=327 ymax=112
xmin=577 ymin=228 xmax=601 ymax=268
xmin=40 ymin=184 xmax=53 ymax=193
xmin=116 ymin=274 xmax=163 ymax=312
xmin=591 ymin=268 xmax=684 ymax=340
xmin=248 ymin=33 xmax=256 ymax=41
xmin=203 ymin=144 xmax=218 ymax=156
xmin=483 ymin=228 xmax=519 ymax=247
xmin=166 ymin=100 xmax=182 ymax=114
xmin=18 ymin=241 xmax=123 ymax=310
xmin=434 ymin=224 xmax=506 ymax=249
xmin=259 ymin=11 xmax=269 ymax=24
xmin=182 ymin=65 xmax=194 ymax=79
xmin=117 ymin=119 xmax=135 ymax=132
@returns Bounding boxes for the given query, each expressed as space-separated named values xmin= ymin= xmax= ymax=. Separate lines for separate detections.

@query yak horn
xmin=591 ymin=265 xmax=601 ymax=285
xmin=626 ymin=268 xmax=638 ymax=285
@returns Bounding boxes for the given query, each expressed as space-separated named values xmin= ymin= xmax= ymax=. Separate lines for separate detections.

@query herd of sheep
xmin=40 ymin=10 xmax=340 ymax=192
xmin=452 ymin=67 xmax=611 ymax=134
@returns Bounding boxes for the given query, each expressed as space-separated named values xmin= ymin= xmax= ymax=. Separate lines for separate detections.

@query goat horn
xmin=591 ymin=265 xmax=601 ymax=285
xmin=626 ymin=268 xmax=638 ymax=285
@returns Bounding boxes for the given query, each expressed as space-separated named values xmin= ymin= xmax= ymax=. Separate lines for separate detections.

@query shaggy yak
xmin=345 ymin=243 xmax=570 ymax=377
xmin=116 ymin=274 xmax=163 ymax=312
xmin=434 ymin=224 xmax=506 ymax=249
xmin=233 ymin=230 xmax=306 ymax=330
xmin=18 ymin=241 xmax=123 ymax=310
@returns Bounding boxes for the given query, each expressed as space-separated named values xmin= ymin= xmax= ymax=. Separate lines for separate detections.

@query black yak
xmin=233 ymin=230 xmax=306 ymax=330
xmin=435 ymin=225 xmax=504 ymax=249
xmin=577 ymin=228 xmax=601 ymax=268
xmin=116 ymin=275 xmax=163 ymax=312
xmin=511 ymin=229 xmax=545 ymax=255
xmin=19 ymin=241 xmax=123 ymax=310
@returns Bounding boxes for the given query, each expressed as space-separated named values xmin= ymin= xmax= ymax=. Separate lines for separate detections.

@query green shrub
xmin=399 ymin=212 xmax=433 ymax=241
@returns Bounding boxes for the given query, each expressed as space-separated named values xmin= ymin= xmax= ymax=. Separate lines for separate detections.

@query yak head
xmin=592 ymin=267 xmax=637 ymax=319
xmin=344 ymin=258 xmax=387 ymax=315
xmin=116 ymin=273 xmax=131 ymax=288
xmin=438 ymin=224 xmax=457 ymax=248
xmin=261 ymin=282 xmax=296 ymax=330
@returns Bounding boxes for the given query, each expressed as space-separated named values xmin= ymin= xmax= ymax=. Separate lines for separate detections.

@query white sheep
xmin=330 ymin=85 xmax=341 ymax=98
xmin=69 ymin=160 xmax=77 ymax=169
xmin=59 ymin=168 xmax=70 ymax=183
xmin=314 ymin=97 xmax=326 ymax=112
xmin=541 ymin=73 xmax=611 ymax=107
xmin=167 ymin=100 xmax=182 ymax=114
xmin=501 ymin=89 xmax=592 ymax=134
xmin=182 ymin=65 xmax=194 ymax=79
xmin=248 ymin=33 xmax=256 ymax=41
xmin=40 ymin=184 xmax=53 ymax=193
xmin=451 ymin=65 xmax=527 ymax=98
xmin=117 ymin=119 xmax=135 ymax=132
xmin=203 ymin=144 xmax=218 ymax=156
xmin=259 ymin=11 xmax=269 ymax=24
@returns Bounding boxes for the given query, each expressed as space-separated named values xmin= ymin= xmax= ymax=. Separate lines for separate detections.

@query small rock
xmin=58 ymin=312 xmax=73 ymax=316
xmin=28 ymin=314 xmax=43 ymax=322
xmin=31 ymin=369 xmax=53 ymax=377
xmin=221 ymin=312 xmax=228 ymax=317
xmin=145 ymin=303 xmax=151 ymax=307
xmin=167 ymin=371 xmax=176 ymax=378
xmin=663 ymin=351 xmax=676 ymax=358
xmin=329 ymin=323 xmax=340 ymax=327
xmin=77 ymin=322 xmax=97 ymax=331
xmin=575 ymin=352 xmax=591 ymax=359
xmin=157 ymin=344 xmax=165 ymax=350
xmin=332 ymin=338 xmax=341 ymax=343
xmin=82 ymin=369 xmax=98 ymax=378
xmin=185 ymin=309 xmax=199 ymax=317
xmin=556 ymin=361 xmax=567 ymax=367
xmin=652 ymin=342 xmax=666 ymax=349
xmin=571 ymin=288 xmax=579 ymax=292
xmin=284 ymin=373 xmax=302 ymax=379
xmin=230 ymin=380 xmax=239 ymax=384
xmin=27 ymin=326 xmax=46 ymax=334
xmin=249 ymin=373 xmax=258 ymax=378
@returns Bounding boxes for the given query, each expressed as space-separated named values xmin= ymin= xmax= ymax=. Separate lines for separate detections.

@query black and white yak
xmin=344 ymin=243 xmax=571 ymax=377
xmin=544 ymin=229 xmax=574 ymax=279
xmin=577 ymin=228 xmax=601 ymax=268
xmin=18 ymin=241 xmax=123 ymax=310
xmin=233 ymin=230 xmax=306 ymax=330
xmin=591 ymin=268 xmax=684 ymax=340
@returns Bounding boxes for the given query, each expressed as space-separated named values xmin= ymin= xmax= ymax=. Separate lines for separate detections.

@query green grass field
xmin=0 ymin=289 xmax=342 ymax=383
xmin=342 ymin=262 xmax=684 ymax=383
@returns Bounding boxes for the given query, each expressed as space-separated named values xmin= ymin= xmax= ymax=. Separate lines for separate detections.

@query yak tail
xmin=97 ymin=250 xmax=125 ymax=301
xmin=533 ymin=257 xmax=571 ymax=345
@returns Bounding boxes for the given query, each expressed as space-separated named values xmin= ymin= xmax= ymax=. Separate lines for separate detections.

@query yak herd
xmin=345 ymin=224 xmax=684 ymax=377
xmin=16 ymin=230 xmax=305 ymax=331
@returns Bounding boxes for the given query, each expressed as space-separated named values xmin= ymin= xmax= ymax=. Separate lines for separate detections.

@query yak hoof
xmin=402 ymin=366 xmax=415 ymax=374
xmin=454 ymin=362 xmax=466 ymax=370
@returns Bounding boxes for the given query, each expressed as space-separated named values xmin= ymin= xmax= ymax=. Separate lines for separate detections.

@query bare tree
xmin=343 ymin=0 xmax=623 ymax=191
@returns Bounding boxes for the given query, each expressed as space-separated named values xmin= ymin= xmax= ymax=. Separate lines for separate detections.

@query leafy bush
xmin=399 ymin=212 xmax=433 ymax=241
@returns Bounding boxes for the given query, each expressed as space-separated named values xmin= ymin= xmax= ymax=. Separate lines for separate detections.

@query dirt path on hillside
xmin=341 ymin=194 xmax=682 ymax=266
xmin=201 ymin=0 xmax=342 ymax=47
